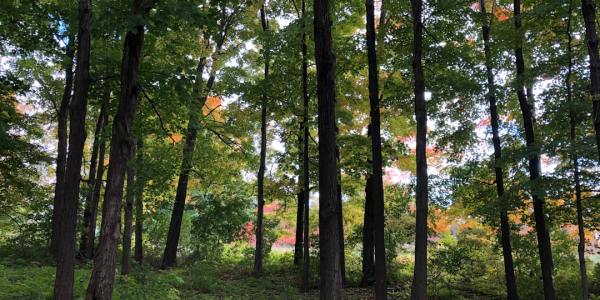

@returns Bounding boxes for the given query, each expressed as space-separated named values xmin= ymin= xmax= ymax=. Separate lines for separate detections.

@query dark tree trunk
xmin=581 ymin=0 xmax=600 ymax=159
xmin=361 ymin=174 xmax=375 ymax=287
xmin=53 ymin=0 xmax=92 ymax=298
xmin=254 ymin=5 xmax=270 ymax=276
xmin=50 ymin=34 xmax=74 ymax=257
xmin=313 ymin=0 xmax=343 ymax=297
xmin=80 ymin=96 xmax=109 ymax=259
xmin=366 ymin=0 xmax=387 ymax=297
xmin=300 ymin=0 xmax=311 ymax=291
xmin=121 ymin=143 xmax=136 ymax=275
xmin=335 ymin=145 xmax=346 ymax=287
xmin=134 ymin=138 xmax=145 ymax=263
xmin=567 ymin=2 xmax=589 ymax=298
xmin=86 ymin=1 xmax=152 ymax=298
xmin=294 ymin=190 xmax=304 ymax=264
xmin=513 ymin=1 xmax=556 ymax=299
xmin=479 ymin=1 xmax=519 ymax=298
xmin=410 ymin=0 xmax=429 ymax=299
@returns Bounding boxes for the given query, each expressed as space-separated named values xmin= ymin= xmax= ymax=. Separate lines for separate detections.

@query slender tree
xmin=365 ymin=0 xmax=387 ymax=298
xmin=410 ymin=0 xmax=429 ymax=299
xmin=121 ymin=142 xmax=137 ymax=275
xmin=254 ymin=3 xmax=270 ymax=276
xmin=313 ymin=0 xmax=343 ymax=297
xmin=581 ymin=0 xmax=600 ymax=159
xmin=335 ymin=145 xmax=346 ymax=286
xmin=86 ymin=0 xmax=154 ymax=297
xmin=566 ymin=1 xmax=589 ymax=298
xmin=361 ymin=174 xmax=375 ymax=287
xmin=80 ymin=96 xmax=109 ymax=259
xmin=294 ymin=140 xmax=305 ymax=265
xmin=134 ymin=138 xmax=145 ymax=263
xmin=479 ymin=0 xmax=518 ymax=298
xmin=53 ymin=0 xmax=92 ymax=298
xmin=512 ymin=1 xmax=556 ymax=298
xmin=161 ymin=5 xmax=236 ymax=267
xmin=300 ymin=0 xmax=311 ymax=291
xmin=50 ymin=33 xmax=74 ymax=257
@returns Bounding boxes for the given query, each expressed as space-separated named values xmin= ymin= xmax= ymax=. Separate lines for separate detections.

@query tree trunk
xmin=479 ymin=1 xmax=518 ymax=298
xmin=134 ymin=138 xmax=145 ymax=263
xmin=80 ymin=96 xmax=109 ymax=259
xmin=121 ymin=143 xmax=136 ymax=275
xmin=513 ymin=1 xmax=556 ymax=299
xmin=313 ymin=0 xmax=343 ymax=297
xmin=567 ymin=2 xmax=589 ymax=298
xmin=335 ymin=145 xmax=346 ymax=287
xmin=53 ymin=0 xmax=92 ymax=298
xmin=580 ymin=0 xmax=600 ymax=159
xmin=410 ymin=0 xmax=429 ymax=299
xmin=366 ymin=0 xmax=387 ymax=297
xmin=300 ymin=0 xmax=311 ymax=291
xmin=50 ymin=33 xmax=75 ymax=257
xmin=86 ymin=1 xmax=152 ymax=298
xmin=254 ymin=5 xmax=270 ymax=276
xmin=294 ymin=190 xmax=304 ymax=265
xmin=361 ymin=174 xmax=375 ymax=287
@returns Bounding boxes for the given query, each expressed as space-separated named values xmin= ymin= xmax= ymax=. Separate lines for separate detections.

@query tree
xmin=86 ymin=0 xmax=154 ymax=297
xmin=512 ymin=0 xmax=555 ymax=298
xmin=121 ymin=142 xmax=137 ymax=275
xmin=53 ymin=0 xmax=91 ymax=298
xmin=134 ymin=138 xmax=145 ymax=263
xmin=410 ymin=0 xmax=429 ymax=299
xmin=313 ymin=0 xmax=343 ymax=297
xmin=365 ymin=0 xmax=386 ymax=298
xmin=300 ymin=0 xmax=311 ymax=291
xmin=253 ymin=3 xmax=270 ymax=276
xmin=581 ymin=0 xmax=600 ymax=160
xmin=479 ymin=0 xmax=518 ymax=298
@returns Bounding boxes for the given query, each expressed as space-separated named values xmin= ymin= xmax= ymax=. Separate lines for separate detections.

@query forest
xmin=3 ymin=0 xmax=600 ymax=299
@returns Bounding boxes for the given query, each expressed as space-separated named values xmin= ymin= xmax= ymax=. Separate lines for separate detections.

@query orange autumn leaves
xmin=471 ymin=1 xmax=511 ymax=22
xmin=168 ymin=95 xmax=222 ymax=144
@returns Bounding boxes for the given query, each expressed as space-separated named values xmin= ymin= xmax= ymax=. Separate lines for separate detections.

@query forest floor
xmin=0 ymin=247 xmax=401 ymax=299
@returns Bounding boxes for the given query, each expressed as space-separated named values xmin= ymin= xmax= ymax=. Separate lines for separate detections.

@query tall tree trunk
xmin=567 ymin=2 xmax=589 ymax=298
xmin=361 ymin=174 xmax=375 ymax=287
xmin=300 ymin=0 xmax=311 ymax=291
xmin=86 ymin=1 xmax=152 ymax=297
xmin=83 ymin=111 xmax=109 ymax=260
xmin=410 ymin=0 xmax=429 ymax=299
xmin=313 ymin=0 xmax=343 ymax=297
xmin=134 ymin=138 xmax=145 ymax=263
xmin=162 ymin=16 xmax=231 ymax=267
xmin=254 ymin=5 xmax=270 ymax=276
xmin=513 ymin=1 xmax=556 ymax=298
xmin=50 ymin=33 xmax=75 ymax=257
xmin=121 ymin=143 xmax=137 ymax=275
xmin=580 ymin=0 xmax=600 ymax=159
xmin=80 ymin=96 xmax=109 ymax=259
xmin=294 ymin=124 xmax=305 ymax=265
xmin=335 ymin=145 xmax=346 ymax=286
xmin=479 ymin=1 xmax=519 ymax=298
xmin=53 ymin=0 xmax=92 ymax=298
xmin=366 ymin=0 xmax=387 ymax=297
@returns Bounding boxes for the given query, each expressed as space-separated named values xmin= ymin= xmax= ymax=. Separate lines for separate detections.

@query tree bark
xmin=53 ymin=0 xmax=92 ymax=298
xmin=513 ymin=1 xmax=556 ymax=299
xmin=567 ymin=2 xmax=589 ymax=298
xmin=366 ymin=0 xmax=387 ymax=297
xmin=254 ymin=5 xmax=270 ymax=276
xmin=300 ymin=0 xmax=311 ymax=291
xmin=361 ymin=174 xmax=375 ymax=287
xmin=134 ymin=138 xmax=145 ymax=263
xmin=313 ymin=0 xmax=343 ymax=297
xmin=294 ymin=186 xmax=304 ymax=265
xmin=50 ymin=33 xmax=74 ymax=257
xmin=580 ymin=0 xmax=600 ymax=159
xmin=121 ymin=142 xmax=136 ymax=275
xmin=86 ymin=1 xmax=152 ymax=298
xmin=479 ymin=1 xmax=519 ymax=298
xmin=410 ymin=0 xmax=429 ymax=299
xmin=80 ymin=96 xmax=109 ymax=259
xmin=335 ymin=145 xmax=346 ymax=286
